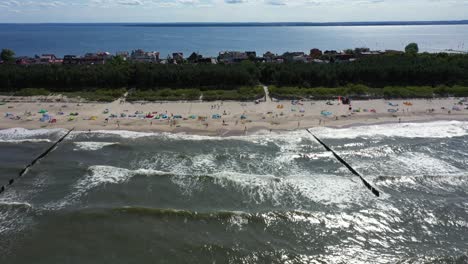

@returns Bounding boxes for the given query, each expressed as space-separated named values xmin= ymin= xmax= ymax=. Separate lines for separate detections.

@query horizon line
xmin=1 ymin=20 xmax=468 ymax=26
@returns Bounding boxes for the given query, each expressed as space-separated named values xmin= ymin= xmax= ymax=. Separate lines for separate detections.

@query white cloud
xmin=1 ymin=0 xmax=467 ymax=22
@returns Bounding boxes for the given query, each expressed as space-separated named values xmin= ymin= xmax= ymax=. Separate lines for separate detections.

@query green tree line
xmin=1 ymin=53 xmax=468 ymax=94
xmin=259 ymin=53 xmax=468 ymax=87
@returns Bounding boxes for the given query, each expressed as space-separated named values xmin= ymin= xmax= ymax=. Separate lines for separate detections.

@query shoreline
xmin=2 ymin=116 xmax=467 ymax=138
xmin=1 ymin=96 xmax=467 ymax=137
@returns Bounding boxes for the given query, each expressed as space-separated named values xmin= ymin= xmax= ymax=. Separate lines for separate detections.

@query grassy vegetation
xmin=9 ymin=85 xmax=468 ymax=102
xmin=269 ymin=85 xmax=379 ymax=99
xmin=383 ymin=86 xmax=434 ymax=98
xmin=127 ymin=89 xmax=201 ymax=101
xmin=201 ymin=86 xmax=264 ymax=101
xmin=269 ymin=85 xmax=468 ymax=99
xmin=61 ymin=88 xmax=126 ymax=102
xmin=14 ymin=88 xmax=50 ymax=96
xmin=127 ymin=86 xmax=264 ymax=101
xmin=433 ymin=85 xmax=468 ymax=97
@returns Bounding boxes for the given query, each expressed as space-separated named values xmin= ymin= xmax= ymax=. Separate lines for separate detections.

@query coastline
xmin=1 ymin=96 xmax=467 ymax=137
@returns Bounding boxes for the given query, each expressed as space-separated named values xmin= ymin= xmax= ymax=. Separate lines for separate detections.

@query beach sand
xmin=1 ymin=95 xmax=467 ymax=136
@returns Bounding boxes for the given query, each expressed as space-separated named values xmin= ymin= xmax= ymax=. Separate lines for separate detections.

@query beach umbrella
xmin=38 ymin=109 xmax=48 ymax=114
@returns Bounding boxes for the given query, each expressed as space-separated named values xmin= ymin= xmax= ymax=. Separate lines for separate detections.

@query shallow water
xmin=0 ymin=121 xmax=467 ymax=263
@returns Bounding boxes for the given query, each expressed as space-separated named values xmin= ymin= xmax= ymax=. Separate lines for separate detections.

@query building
xmin=79 ymin=52 xmax=109 ymax=65
xmin=37 ymin=54 xmax=62 ymax=64
xmin=218 ymin=51 xmax=248 ymax=63
xmin=263 ymin=52 xmax=284 ymax=63
xmin=293 ymin=55 xmax=312 ymax=63
xmin=198 ymin=57 xmax=217 ymax=64
xmin=15 ymin=56 xmax=35 ymax=65
xmin=263 ymin=51 xmax=275 ymax=62
xmin=360 ymin=51 xmax=383 ymax=56
xmin=384 ymin=50 xmax=405 ymax=55
xmin=63 ymin=55 xmax=80 ymax=65
xmin=354 ymin=47 xmax=370 ymax=54
xmin=130 ymin=49 xmax=160 ymax=63
xmin=334 ymin=54 xmax=355 ymax=61
xmin=263 ymin=51 xmax=276 ymax=60
xmin=324 ymin=50 xmax=338 ymax=55
xmin=172 ymin=52 xmax=184 ymax=63
xmin=312 ymin=59 xmax=328 ymax=64
xmin=116 ymin=51 xmax=129 ymax=60
xmin=281 ymin=52 xmax=305 ymax=62
xmin=245 ymin=51 xmax=257 ymax=60
xmin=310 ymin=48 xmax=323 ymax=58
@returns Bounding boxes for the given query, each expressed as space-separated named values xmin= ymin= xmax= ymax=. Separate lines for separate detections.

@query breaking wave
xmin=46 ymin=164 xmax=372 ymax=210
xmin=309 ymin=120 xmax=468 ymax=139
xmin=0 ymin=127 xmax=64 ymax=142
xmin=73 ymin=141 xmax=119 ymax=151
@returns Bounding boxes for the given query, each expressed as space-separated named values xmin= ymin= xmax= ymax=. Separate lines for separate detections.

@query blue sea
xmin=0 ymin=23 xmax=468 ymax=57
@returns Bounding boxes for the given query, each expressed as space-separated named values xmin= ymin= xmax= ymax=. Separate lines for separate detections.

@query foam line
xmin=306 ymin=129 xmax=381 ymax=197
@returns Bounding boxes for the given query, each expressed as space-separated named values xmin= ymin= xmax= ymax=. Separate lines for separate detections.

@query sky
xmin=0 ymin=0 xmax=467 ymax=23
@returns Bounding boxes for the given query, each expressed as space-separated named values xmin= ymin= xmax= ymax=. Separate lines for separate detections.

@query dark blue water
xmin=1 ymin=24 xmax=468 ymax=57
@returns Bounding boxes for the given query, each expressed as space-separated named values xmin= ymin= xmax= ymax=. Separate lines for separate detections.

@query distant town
xmin=2 ymin=45 xmax=467 ymax=66
xmin=0 ymin=47 xmax=439 ymax=66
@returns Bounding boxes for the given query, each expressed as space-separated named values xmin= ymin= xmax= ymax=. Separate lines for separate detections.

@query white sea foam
xmin=69 ymin=128 xmax=311 ymax=144
xmin=0 ymin=198 xmax=33 ymax=235
xmin=75 ymin=130 xmax=157 ymax=139
xmin=3 ymin=120 xmax=467 ymax=144
xmin=84 ymin=164 xmax=373 ymax=206
xmin=0 ymin=201 xmax=33 ymax=208
xmin=76 ymin=165 xmax=168 ymax=190
xmin=70 ymin=120 xmax=468 ymax=141
xmin=0 ymin=127 xmax=64 ymax=141
xmin=393 ymin=152 xmax=461 ymax=175
xmin=0 ymin=139 xmax=51 ymax=143
xmin=309 ymin=120 xmax=468 ymax=139
xmin=73 ymin=141 xmax=119 ymax=151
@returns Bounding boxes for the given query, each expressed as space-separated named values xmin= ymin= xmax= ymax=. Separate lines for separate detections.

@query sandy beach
xmin=1 ymin=94 xmax=468 ymax=136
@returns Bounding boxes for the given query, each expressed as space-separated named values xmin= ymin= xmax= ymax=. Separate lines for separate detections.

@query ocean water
xmin=0 ymin=121 xmax=467 ymax=263
xmin=1 ymin=24 xmax=468 ymax=57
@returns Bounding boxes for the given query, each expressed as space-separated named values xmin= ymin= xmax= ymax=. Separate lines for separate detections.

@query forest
xmin=1 ymin=53 xmax=468 ymax=100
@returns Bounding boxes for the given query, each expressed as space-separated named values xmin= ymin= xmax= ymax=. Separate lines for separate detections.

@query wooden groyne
xmin=306 ymin=129 xmax=380 ymax=197
xmin=0 ymin=128 xmax=74 ymax=194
